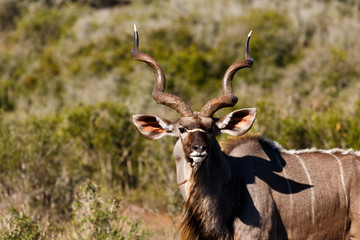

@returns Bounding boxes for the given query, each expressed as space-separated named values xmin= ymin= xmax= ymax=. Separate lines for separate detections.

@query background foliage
xmin=0 ymin=0 xmax=360 ymax=238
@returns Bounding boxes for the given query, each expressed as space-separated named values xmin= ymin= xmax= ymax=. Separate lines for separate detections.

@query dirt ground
xmin=120 ymin=202 xmax=182 ymax=239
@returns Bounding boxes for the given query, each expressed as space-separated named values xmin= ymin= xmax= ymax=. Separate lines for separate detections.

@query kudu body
xmin=131 ymin=25 xmax=360 ymax=240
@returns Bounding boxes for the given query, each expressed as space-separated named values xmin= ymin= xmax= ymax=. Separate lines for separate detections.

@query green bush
xmin=15 ymin=6 xmax=76 ymax=49
xmin=71 ymin=35 xmax=132 ymax=77
xmin=0 ymin=79 xmax=16 ymax=111
xmin=70 ymin=181 xmax=146 ymax=239
xmin=0 ymin=208 xmax=46 ymax=240
xmin=0 ymin=0 xmax=21 ymax=31
xmin=243 ymin=9 xmax=298 ymax=66
xmin=0 ymin=182 xmax=146 ymax=239
xmin=321 ymin=47 xmax=359 ymax=90
xmin=73 ymin=0 xmax=131 ymax=8
xmin=256 ymin=101 xmax=359 ymax=150
xmin=0 ymin=102 xmax=144 ymax=221
xmin=61 ymin=102 xmax=144 ymax=190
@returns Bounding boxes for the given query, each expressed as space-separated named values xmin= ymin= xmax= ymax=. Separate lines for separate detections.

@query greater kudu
xmin=131 ymin=25 xmax=360 ymax=240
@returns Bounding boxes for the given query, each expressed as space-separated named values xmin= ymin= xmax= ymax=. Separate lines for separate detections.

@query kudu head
xmin=132 ymin=25 xmax=256 ymax=171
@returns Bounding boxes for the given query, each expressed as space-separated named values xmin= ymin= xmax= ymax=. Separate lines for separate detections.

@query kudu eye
xmin=179 ymin=127 xmax=186 ymax=134
xmin=206 ymin=128 xmax=213 ymax=134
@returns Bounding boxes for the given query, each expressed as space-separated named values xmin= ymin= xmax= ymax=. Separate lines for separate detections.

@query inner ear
xmin=132 ymin=114 xmax=176 ymax=140
xmin=136 ymin=116 xmax=167 ymax=133
xmin=216 ymin=108 xmax=257 ymax=136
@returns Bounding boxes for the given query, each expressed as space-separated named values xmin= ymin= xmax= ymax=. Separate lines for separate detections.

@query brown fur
xmin=133 ymin=112 xmax=360 ymax=239
xmin=180 ymin=135 xmax=270 ymax=240
xmin=178 ymin=135 xmax=360 ymax=239
xmin=220 ymin=135 xmax=262 ymax=155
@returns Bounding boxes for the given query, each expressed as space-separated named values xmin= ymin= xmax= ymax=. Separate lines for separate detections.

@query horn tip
xmin=248 ymin=30 xmax=252 ymax=38
xmin=134 ymin=24 xmax=137 ymax=32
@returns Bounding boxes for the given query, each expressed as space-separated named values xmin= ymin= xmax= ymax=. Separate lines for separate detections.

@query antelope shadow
xmin=227 ymin=140 xmax=313 ymax=233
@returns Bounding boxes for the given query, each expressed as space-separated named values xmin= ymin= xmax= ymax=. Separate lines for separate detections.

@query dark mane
xmin=180 ymin=172 xmax=238 ymax=240
xmin=179 ymin=142 xmax=245 ymax=240
xmin=180 ymin=178 xmax=214 ymax=240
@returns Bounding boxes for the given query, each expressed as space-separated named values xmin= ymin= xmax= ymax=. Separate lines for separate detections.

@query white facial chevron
xmin=187 ymin=128 xmax=206 ymax=133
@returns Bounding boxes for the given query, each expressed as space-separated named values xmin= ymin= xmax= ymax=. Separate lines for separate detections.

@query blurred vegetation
xmin=0 ymin=0 xmax=360 ymax=238
xmin=0 ymin=181 xmax=146 ymax=239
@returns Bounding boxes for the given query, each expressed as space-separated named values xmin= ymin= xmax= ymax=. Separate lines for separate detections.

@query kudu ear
xmin=216 ymin=108 xmax=257 ymax=136
xmin=132 ymin=114 xmax=176 ymax=140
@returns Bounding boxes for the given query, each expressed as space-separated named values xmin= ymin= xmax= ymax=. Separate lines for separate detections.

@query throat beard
xmin=191 ymin=161 xmax=202 ymax=170
xmin=180 ymin=169 xmax=233 ymax=240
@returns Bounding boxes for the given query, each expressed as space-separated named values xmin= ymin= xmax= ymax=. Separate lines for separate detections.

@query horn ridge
xmin=132 ymin=25 xmax=194 ymax=117
xmin=200 ymin=31 xmax=253 ymax=117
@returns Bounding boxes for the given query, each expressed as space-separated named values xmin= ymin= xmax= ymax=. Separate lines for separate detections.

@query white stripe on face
xmin=186 ymin=128 xmax=206 ymax=133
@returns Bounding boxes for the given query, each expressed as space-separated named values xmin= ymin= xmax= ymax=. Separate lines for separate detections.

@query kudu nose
xmin=191 ymin=144 xmax=208 ymax=153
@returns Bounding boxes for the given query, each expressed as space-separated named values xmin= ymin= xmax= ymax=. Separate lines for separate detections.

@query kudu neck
xmin=204 ymin=139 xmax=232 ymax=185
xmin=179 ymin=139 xmax=237 ymax=239
xmin=174 ymin=138 xmax=232 ymax=200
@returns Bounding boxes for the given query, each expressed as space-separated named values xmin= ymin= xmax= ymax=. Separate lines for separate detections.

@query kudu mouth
xmin=189 ymin=151 xmax=208 ymax=167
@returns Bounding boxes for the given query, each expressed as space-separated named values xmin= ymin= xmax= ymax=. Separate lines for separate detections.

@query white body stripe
xmin=275 ymin=155 xmax=293 ymax=239
xmin=294 ymin=154 xmax=315 ymax=225
xmin=327 ymin=153 xmax=348 ymax=205
xmin=327 ymin=152 xmax=348 ymax=233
